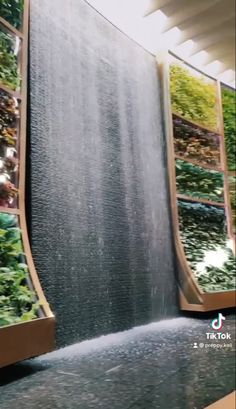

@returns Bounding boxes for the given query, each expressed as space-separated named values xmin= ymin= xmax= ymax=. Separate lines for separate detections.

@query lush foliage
xmin=173 ymin=117 xmax=221 ymax=167
xmin=0 ymin=90 xmax=18 ymax=148
xmin=222 ymin=87 xmax=236 ymax=171
xmin=0 ymin=30 xmax=20 ymax=90
xmin=178 ymin=201 xmax=235 ymax=292
xmin=0 ymin=0 xmax=23 ymax=29
xmin=0 ymin=213 xmax=38 ymax=326
xmin=176 ymin=159 xmax=224 ymax=202
xmin=0 ymin=91 xmax=18 ymax=206
xmin=170 ymin=64 xmax=217 ymax=130
xmin=229 ymin=176 xmax=236 ymax=233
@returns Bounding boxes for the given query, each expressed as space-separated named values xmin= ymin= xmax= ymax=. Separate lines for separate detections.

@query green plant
xmin=170 ymin=64 xmax=217 ymax=130
xmin=0 ymin=30 xmax=20 ymax=90
xmin=0 ymin=0 xmax=23 ymax=30
xmin=178 ymin=201 xmax=235 ymax=292
xmin=173 ymin=117 xmax=221 ymax=167
xmin=222 ymin=87 xmax=236 ymax=171
xmin=176 ymin=159 xmax=224 ymax=202
xmin=0 ymin=213 xmax=38 ymax=327
xmin=229 ymin=176 xmax=236 ymax=233
xmin=197 ymin=252 xmax=236 ymax=292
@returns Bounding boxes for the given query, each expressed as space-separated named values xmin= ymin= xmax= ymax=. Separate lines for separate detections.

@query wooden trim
xmin=216 ymin=81 xmax=235 ymax=246
xmin=0 ymin=16 xmax=24 ymax=38
xmin=0 ymin=84 xmax=22 ymax=99
xmin=174 ymin=154 xmax=222 ymax=173
xmin=172 ymin=111 xmax=220 ymax=135
xmin=177 ymin=194 xmax=225 ymax=208
xmin=158 ymin=53 xmax=203 ymax=306
xmin=0 ymin=317 xmax=55 ymax=368
xmin=202 ymin=291 xmax=236 ymax=311
xmin=0 ymin=0 xmax=55 ymax=368
xmin=180 ymin=290 xmax=236 ymax=312
xmin=0 ymin=207 xmax=20 ymax=214
xmin=205 ymin=391 xmax=236 ymax=409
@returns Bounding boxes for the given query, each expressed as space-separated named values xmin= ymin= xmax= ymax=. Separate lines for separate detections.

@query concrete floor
xmin=0 ymin=315 xmax=235 ymax=409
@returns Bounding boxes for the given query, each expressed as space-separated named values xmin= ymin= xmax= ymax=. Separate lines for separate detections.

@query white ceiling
xmin=86 ymin=0 xmax=235 ymax=87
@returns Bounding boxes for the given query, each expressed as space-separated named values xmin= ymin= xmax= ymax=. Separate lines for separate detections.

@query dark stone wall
xmin=28 ymin=0 xmax=178 ymax=347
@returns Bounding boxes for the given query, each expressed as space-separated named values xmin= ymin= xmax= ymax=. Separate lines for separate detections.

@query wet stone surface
xmin=0 ymin=316 xmax=235 ymax=409
xmin=29 ymin=0 xmax=178 ymax=348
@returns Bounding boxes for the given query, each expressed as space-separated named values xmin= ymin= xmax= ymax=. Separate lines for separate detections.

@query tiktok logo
xmin=206 ymin=313 xmax=230 ymax=339
xmin=211 ymin=313 xmax=226 ymax=331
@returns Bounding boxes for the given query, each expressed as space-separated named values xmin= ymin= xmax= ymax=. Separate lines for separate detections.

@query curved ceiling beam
xmin=206 ymin=41 xmax=235 ymax=55
xmin=188 ymin=28 xmax=235 ymax=57
xmin=219 ymin=54 xmax=236 ymax=67
xmin=86 ymin=0 xmax=235 ymax=86
xmin=179 ymin=0 xmax=235 ymax=31
xmin=174 ymin=14 xmax=234 ymax=47
xmin=144 ymin=0 xmax=173 ymax=16
xmin=161 ymin=0 xmax=221 ymax=33
xmin=205 ymin=62 xmax=228 ymax=76
xmin=203 ymin=44 xmax=234 ymax=65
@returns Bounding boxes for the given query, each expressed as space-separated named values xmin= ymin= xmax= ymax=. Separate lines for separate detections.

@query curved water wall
xmin=28 ymin=0 xmax=178 ymax=347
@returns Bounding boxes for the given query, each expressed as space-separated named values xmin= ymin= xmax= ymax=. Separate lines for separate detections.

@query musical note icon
xmin=211 ymin=313 xmax=226 ymax=331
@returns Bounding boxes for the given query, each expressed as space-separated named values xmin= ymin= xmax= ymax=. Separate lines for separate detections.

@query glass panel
xmin=222 ymin=87 xmax=236 ymax=171
xmin=229 ymin=176 xmax=236 ymax=234
xmin=0 ymin=212 xmax=39 ymax=327
xmin=0 ymin=0 xmax=24 ymax=30
xmin=0 ymin=27 xmax=21 ymax=90
xmin=176 ymin=159 xmax=224 ymax=203
xmin=170 ymin=58 xmax=218 ymax=131
xmin=178 ymin=200 xmax=235 ymax=292
xmin=173 ymin=115 xmax=221 ymax=168
xmin=0 ymin=89 xmax=19 ymax=207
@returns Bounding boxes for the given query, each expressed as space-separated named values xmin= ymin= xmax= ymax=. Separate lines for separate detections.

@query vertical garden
xmin=222 ymin=86 xmax=236 ymax=235
xmin=0 ymin=0 xmax=54 ymax=369
xmin=0 ymin=0 xmax=40 ymax=327
xmin=169 ymin=58 xmax=236 ymax=294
